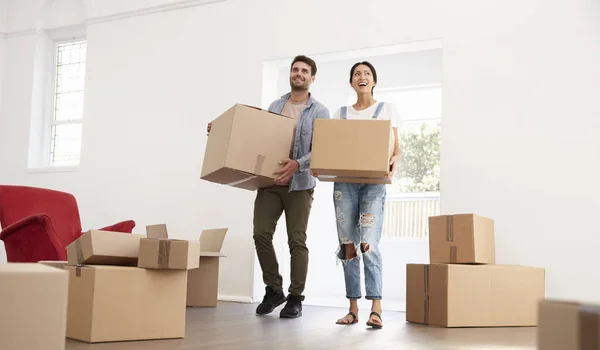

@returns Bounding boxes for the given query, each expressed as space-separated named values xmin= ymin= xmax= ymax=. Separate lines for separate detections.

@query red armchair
xmin=0 ymin=185 xmax=135 ymax=262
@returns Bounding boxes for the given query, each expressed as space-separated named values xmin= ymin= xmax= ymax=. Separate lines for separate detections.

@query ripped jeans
xmin=333 ymin=182 xmax=385 ymax=300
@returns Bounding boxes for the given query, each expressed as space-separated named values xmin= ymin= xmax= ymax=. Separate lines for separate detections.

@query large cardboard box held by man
xmin=0 ymin=263 xmax=69 ymax=350
xmin=201 ymin=103 xmax=296 ymax=190
xmin=537 ymin=299 xmax=600 ymax=350
xmin=406 ymin=264 xmax=545 ymax=327
xmin=428 ymin=213 xmax=495 ymax=264
xmin=311 ymin=119 xmax=395 ymax=184
xmin=65 ymin=265 xmax=187 ymax=343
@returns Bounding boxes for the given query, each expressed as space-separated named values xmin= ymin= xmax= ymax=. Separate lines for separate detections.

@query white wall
xmin=0 ymin=0 xmax=599 ymax=305
xmin=0 ymin=0 xmax=5 ymax=263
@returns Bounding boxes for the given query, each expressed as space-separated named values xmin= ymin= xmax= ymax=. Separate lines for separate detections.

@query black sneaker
xmin=256 ymin=286 xmax=286 ymax=315
xmin=279 ymin=294 xmax=303 ymax=318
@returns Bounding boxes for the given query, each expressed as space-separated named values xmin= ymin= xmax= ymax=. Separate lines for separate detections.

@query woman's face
xmin=351 ymin=64 xmax=376 ymax=95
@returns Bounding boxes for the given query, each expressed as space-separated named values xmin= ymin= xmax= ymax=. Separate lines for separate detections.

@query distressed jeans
xmin=253 ymin=185 xmax=314 ymax=301
xmin=333 ymin=182 xmax=386 ymax=300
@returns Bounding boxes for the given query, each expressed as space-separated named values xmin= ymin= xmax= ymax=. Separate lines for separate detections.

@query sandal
xmin=366 ymin=311 xmax=383 ymax=329
xmin=336 ymin=311 xmax=358 ymax=325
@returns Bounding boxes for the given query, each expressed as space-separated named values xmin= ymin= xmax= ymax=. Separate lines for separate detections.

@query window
xmin=48 ymin=40 xmax=87 ymax=167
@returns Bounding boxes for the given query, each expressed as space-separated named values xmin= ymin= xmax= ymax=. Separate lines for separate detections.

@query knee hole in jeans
xmin=359 ymin=212 xmax=375 ymax=228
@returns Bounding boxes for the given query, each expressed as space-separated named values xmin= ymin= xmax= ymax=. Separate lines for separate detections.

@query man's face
xmin=289 ymin=61 xmax=314 ymax=91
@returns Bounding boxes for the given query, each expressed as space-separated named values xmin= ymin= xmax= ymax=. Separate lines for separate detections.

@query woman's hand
xmin=387 ymin=154 xmax=400 ymax=179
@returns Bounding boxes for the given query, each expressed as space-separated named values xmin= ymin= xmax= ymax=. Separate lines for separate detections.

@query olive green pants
xmin=252 ymin=185 xmax=314 ymax=300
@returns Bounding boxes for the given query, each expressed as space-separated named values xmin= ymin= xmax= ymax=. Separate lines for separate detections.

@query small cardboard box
xmin=537 ymin=299 xmax=600 ymax=350
xmin=187 ymin=228 xmax=228 ymax=307
xmin=65 ymin=265 xmax=187 ymax=343
xmin=428 ymin=213 xmax=495 ymax=264
xmin=66 ymin=230 xmax=145 ymax=266
xmin=201 ymin=103 xmax=296 ymax=190
xmin=406 ymin=263 xmax=545 ymax=327
xmin=138 ymin=224 xmax=201 ymax=270
xmin=311 ymin=119 xmax=395 ymax=184
xmin=0 ymin=263 xmax=69 ymax=350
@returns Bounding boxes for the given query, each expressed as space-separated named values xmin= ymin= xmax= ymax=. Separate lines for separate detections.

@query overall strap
xmin=372 ymin=102 xmax=384 ymax=119
xmin=340 ymin=106 xmax=348 ymax=119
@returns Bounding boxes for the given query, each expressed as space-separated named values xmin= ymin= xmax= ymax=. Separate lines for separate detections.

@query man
xmin=207 ymin=55 xmax=329 ymax=318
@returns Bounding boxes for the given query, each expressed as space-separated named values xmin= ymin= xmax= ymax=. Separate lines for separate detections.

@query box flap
xmin=199 ymin=228 xmax=228 ymax=253
xmin=146 ymin=224 xmax=169 ymax=239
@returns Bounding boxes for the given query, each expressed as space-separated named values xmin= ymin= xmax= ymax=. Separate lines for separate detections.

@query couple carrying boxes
xmin=406 ymin=213 xmax=546 ymax=328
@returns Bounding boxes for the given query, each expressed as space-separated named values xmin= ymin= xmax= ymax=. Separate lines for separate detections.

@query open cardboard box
xmin=66 ymin=230 xmax=145 ymax=266
xmin=55 ymin=229 xmax=189 ymax=343
xmin=201 ymin=103 xmax=296 ymax=190
xmin=138 ymin=224 xmax=201 ymax=270
xmin=187 ymin=228 xmax=228 ymax=307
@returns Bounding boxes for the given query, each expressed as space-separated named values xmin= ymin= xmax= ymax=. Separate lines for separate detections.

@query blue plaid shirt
xmin=268 ymin=92 xmax=330 ymax=191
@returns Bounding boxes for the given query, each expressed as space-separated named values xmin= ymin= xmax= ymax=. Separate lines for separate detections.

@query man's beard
xmin=290 ymin=78 xmax=308 ymax=91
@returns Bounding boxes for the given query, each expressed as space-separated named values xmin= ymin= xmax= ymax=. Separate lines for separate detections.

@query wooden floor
xmin=66 ymin=302 xmax=537 ymax=349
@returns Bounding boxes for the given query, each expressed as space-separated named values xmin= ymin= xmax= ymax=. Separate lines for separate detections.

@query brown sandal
xmin=336 ymin=311 xmax=358 ymax=325
xmin=366 ymin=311 xmax=383 ymax=329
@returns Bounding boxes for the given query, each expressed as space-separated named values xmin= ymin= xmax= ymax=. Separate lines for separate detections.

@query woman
xmin=331 ymin=61 xmax=402 ymax=329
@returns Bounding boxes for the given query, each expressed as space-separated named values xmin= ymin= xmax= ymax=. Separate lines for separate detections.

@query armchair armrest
xmin=100 ymin=220 xmax=136 ymax=233
xmin=0 ymin=214 xmax=66 ymax=261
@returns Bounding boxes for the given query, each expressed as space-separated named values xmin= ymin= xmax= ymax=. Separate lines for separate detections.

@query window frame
xmin=43 ymin=38 xmax=87 ymax=168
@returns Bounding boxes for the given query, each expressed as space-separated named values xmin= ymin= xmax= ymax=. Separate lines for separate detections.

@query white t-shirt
xmin=332 ymin=101 xmax=403 ymax=129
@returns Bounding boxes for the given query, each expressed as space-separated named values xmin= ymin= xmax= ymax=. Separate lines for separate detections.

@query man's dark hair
xmin=291 ymin=55 xmax=317 ymax=76
xmin=349 ymin=61 xmax=378 ymax=96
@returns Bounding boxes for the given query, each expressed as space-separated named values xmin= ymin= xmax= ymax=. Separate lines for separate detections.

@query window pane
xmin=50 ymin=124 xmax=83 ymax=166
xmin=54 ymin=91 xmax=84 ymax=121
xmin=391 ymin=120 xmax=441 ymax=193
xmin=53 ymin=41 xmax=87 ymax=121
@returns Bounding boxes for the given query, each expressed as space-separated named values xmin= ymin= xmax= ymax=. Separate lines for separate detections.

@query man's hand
xmin=206 ymin=122 xmax=212 ymax=136
xmin=310 ymin=169 xmax=318 ymax=177
xmin=387 ymin=154 xmax=401 ymax=179
xmin=273 ymin=159 xmax=300 ymax=185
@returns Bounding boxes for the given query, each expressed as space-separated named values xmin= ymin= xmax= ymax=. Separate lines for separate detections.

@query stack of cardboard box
xmin=29 ymin=225 xmax=228 ymax=344
xmin=405 ymin=213 xmax=546 ymax=327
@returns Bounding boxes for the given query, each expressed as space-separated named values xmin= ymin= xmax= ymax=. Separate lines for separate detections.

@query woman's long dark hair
xmin=349 ymin=61 xmax=378 ymax=96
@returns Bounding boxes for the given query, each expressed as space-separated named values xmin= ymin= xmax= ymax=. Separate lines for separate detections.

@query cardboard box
xmin=537 ymin=299 xmax=600 ymax=350
xmin=0 ymin=263 xmax=69 ymax=350
xmin=201 ymin=103 xmax=296 ymax=190
xmin=428 ymin=213 xmax=495 ymax=264
xmin=138 ymin=224 xmax=201 ymax=270
xmin=406 ymin=264 xmax=545 ymax=327
xmin=66 ymin=230 xmax=145 ymax=266
xmin=311 ymin=119 xmax=395 ymax=184
xmin=65 ymin=265 xmax=187 ymax=343
xmin=187 ymin=228 xmax=228 ymax=307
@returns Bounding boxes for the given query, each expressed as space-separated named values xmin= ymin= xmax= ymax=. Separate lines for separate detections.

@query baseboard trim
xmin=218 ymin=295 xmax=254 ymax=303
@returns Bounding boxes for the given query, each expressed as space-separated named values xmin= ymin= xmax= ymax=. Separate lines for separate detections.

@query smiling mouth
xmin=358 ymin=82 xmax=368 ymax=87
